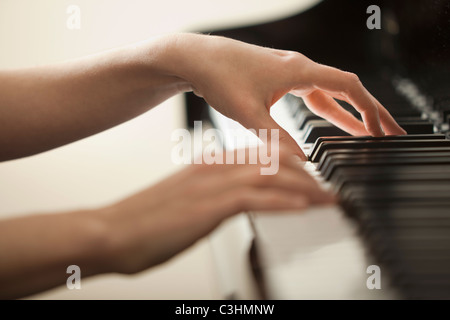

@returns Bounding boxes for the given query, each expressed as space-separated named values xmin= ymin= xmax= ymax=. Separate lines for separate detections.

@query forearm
xmin=0 ymin=209 xmax=112 ymax=299
xmin=0 ymin=34 xmax=190 ymax=161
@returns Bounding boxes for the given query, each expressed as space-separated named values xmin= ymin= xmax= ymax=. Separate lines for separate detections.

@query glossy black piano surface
xmin=186 ymin=0 xmax=450 ymax=299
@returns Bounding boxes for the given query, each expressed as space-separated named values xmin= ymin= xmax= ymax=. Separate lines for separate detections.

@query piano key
xmin=300 ymin=118 xmax=434 ymax=142
xmin=341 ymin=182 xmax=450 ymax=204
xmin=333 ymin=100 xmax=421 ymax=119
xmin=320 ymin=151 xmax=450 ymax=179
xmin=330 ymin=165 xmax=450 ymax=190
xmin=350 ymin=198 xmax=450 ymax=214
xmin=301 ymin=121 xmax=350 ymax=143
xmin=309 ymin=134 xmax=447 ymax=161
xmin=367 ymin=232 xmax=450 ymax=257
xmin=253 ymin=91 xmax=450 ymax=300
xmin=336 ymin=171 xmax=450 ymax=194
xmin=310 ymin=136 xmax=450 ymax=163
xmin=439 ymin=106 xmax=450 ymax=123
xmin=357 ymin=206 xmax=450 ymax=223
xmin=317 ymin=146 xmax=450 ymax=172
xmin=297 ymin=111 xmax=322 ymax=130
xmin=396 ymin=121 xmax=434 ymax=134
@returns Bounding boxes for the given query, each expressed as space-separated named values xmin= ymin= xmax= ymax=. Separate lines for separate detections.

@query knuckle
xmin=346 ymin=72 xmax=361 ymax=84
xmin=341 ymin=72 xmax=362 ymax=97
xmin=280 ymin=50 xmax=315 ymax=80
xmin=281 ymin=50 xmax=304 ymax=62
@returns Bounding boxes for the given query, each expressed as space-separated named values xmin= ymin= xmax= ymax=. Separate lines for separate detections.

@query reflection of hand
xmin=168 ymin=33 xmax=406 ymax=159
xmin=101 ymin=147 xmax=334 ymax=274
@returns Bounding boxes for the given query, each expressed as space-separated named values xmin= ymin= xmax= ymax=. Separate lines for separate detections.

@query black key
xmin=301 ymin=120 xmax=326 ymax=139
xmin=389 ymin=109 xmax=423 ymax=118
xmin=301 ymin=121 xmax=350 ymax=143
xmin=350 ymin=197 xmax=450 ymax=212
xmin=321 ymin=151 xmax=450 ymax=179
xmin=336 ymin=170 xmax=450 ymax=194
xmin=394 ymin=116 xmax=426 ymax=122
xmin=357 ymin=206 xmax=450 ymax=224
xmin=310 ymin=136 xmax=449 ymax=163
xmin=366 ymin=230 xmax=450 ymax=254
xmin=297 ymin=111 xmax=321 ymax=130
xmin=334 ymin=100 xmax=421 ymax=119
xmin=317 ymin=147 xmax=450 ymax=171
xmin=325 ymin=155 xmax=450 ymax=182
xmin=341 ymin=181 xmax=450 ymax=204
xmin=397 ymin=121 xmax=434 ymax=134
xmin=439 ymin=106 xmax=450 ymax=123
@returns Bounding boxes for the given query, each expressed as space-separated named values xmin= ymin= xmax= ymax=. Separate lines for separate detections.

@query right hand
xmin=165 ymin=33 xmax=406 ymax=160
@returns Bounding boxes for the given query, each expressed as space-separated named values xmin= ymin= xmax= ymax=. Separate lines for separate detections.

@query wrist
xmin=154 ymin=33 xmax=214 ymax=90
xmin=68 ymin=208 xmax=120 ymax=276
xmin=93 ymin=204 xmax=148 ymax=275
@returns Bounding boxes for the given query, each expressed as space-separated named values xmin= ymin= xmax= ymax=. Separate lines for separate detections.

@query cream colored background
xmin=0 ymin=0 xmax=319 ymax=299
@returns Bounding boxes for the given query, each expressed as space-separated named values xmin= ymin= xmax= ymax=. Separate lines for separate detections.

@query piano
xmin=185 ymin=0 xmax=450 ymax=299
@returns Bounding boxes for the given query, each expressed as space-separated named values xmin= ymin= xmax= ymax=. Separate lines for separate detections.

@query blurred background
xmin=0 ymin=0 xmax=319 ymax=299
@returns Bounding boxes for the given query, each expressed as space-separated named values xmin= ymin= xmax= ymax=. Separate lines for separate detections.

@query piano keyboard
xmin=208 ymin=76 xmax=450 ymax=299
xmin=257 ymin=77 xmax=450 ymax=300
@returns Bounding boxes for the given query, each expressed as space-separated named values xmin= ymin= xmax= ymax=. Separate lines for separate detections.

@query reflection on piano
xmin=186 ymin=0 xmax=450 ymax=299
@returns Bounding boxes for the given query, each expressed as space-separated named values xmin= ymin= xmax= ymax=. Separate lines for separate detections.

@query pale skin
xmin=0 ymin=33 xmax=405 ymax=299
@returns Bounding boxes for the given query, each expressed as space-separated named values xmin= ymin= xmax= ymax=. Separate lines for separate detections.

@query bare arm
xmin=0 ymin=36 xmax=191 ymax=161
xmin=0 ymin=33 xmax=406 ymax=299
xmin=0 ymin=148 xmax=335 ymax=299
xmin=0 ymin=33 xmax=405 ymax=162
xmin=0 ymin=209 xmax=109 ymax=299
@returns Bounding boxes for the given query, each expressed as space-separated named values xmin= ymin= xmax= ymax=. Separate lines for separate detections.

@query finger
xmin=245 ymin=110 xmax=307 ymax=161
xmin=309 ymin=64 xmax=385 ymax=136
xmin=373 ymin=98 xmax=407 ymax=135
xmin=228 ymin=187 xmax=310 ymax=214
xmin=303 ymin=90 xmax=369 ymax=136
xmin=191 ymin=156 xmax=334 ymax=206
xmin=321 ymin=89 xmax=407 ymax=136
xmin=232 ymin=165 xmax=335 ymax=204
xmin=323 ymin=90 xmax=407 ymax=136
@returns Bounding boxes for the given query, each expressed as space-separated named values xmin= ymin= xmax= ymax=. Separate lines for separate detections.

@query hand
xmin=99 ymin=147 xmax=334 ymax=274
xmin=168 ymin=34 xmax=406 ymax=160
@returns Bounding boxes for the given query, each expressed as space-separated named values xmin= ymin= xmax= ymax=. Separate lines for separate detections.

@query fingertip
xmin=369 ymin=127 xmax=385 ymax=137
xmin=369 ymin=121 xmax=385 ymax=137
xmin=384 ymin=126 xmax=406 ymax=136
xmin=296 ymin=151 xmax=307 ymax=162
xmin=325 ymin=192 xmax=338 ymax=204
xmin=279 ymin=137 xmax=307 ymax=161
